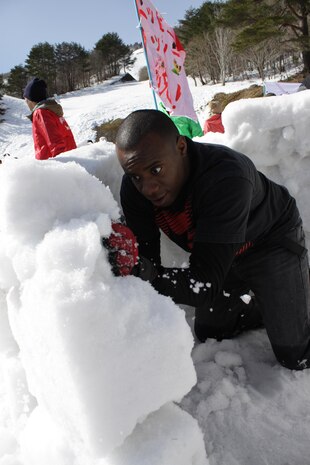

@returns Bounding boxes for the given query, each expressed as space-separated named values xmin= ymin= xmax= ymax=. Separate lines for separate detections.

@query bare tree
xmin=185 ymin=33 xmax=220 ymax=85
xmin=210 ymin=27 xmax=236 ymax=85
xmin=240 ymin=37 xmax=283 ymax=80
xmin=185 ymin=35 xmax=209 ymax=85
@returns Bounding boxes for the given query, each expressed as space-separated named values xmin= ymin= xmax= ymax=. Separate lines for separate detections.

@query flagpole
xmin=134 ymin=0 xmax=158 ymax=110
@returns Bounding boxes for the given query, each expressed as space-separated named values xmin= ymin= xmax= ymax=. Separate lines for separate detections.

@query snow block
xmin=11 ymin=259 xmax=196 ymax=457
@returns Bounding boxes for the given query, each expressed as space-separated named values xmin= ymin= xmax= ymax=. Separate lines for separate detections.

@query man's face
xmin=117 ymin=132 xmax=189 ymax=208
xmin=24 ymin=98 xmax=36 ymax=111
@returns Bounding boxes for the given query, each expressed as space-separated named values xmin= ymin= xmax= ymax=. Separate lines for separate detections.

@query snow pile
xmin=182 ymin=335 xmax=310 ymax=465
xmin=56 ymin=140 xmax=124 ymax=206
xmin=200 ymin=89 xmax=310 ymax=246
xmin=0 ymin=158 xmax=204 ymax=464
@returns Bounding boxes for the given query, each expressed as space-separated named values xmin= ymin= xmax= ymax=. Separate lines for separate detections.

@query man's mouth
xmin=150 ymin=193 xmax=168 ymax=206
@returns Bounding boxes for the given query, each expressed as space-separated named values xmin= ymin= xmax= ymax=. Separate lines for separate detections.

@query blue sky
xmin=1 ymin=0 xmax=204 ymax=74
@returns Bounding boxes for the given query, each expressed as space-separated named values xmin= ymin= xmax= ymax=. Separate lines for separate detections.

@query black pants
xmin=194 ymin=223 xmax=310 ymax=370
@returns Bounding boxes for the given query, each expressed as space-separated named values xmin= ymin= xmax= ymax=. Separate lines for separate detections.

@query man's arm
xmin=151 ymin=241 xmax=240 ymax=307
xmin=120 ymin=174 xmax=161 ymax=265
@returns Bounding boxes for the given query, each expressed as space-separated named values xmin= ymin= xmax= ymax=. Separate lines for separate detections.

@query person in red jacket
xmin=203 ymin=100 xmax=224 ymax=134
xmin=23 ymin=77 xmax=77 ymax=160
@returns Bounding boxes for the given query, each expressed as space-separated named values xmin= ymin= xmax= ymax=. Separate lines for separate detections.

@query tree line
xmin=177 ymin=0 xmax=310 ymax=85
xmin=1 ymin=0 xmax=309 ymax=106
xmin=1 ymin=33 xmax=138 ymax=99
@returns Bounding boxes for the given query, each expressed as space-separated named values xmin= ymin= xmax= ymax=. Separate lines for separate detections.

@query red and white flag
xmin=135 ymin=0 xmax=197 ymax=120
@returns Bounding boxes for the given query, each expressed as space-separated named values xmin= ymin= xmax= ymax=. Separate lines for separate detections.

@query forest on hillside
xmin=0 ymin=0 xmax=309 ymax=106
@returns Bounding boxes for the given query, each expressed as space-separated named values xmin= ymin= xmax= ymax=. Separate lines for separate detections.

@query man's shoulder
xmin=189 ymin=140 xmax=254 ymax=178
xmin=191 ymin=139 xmax=245 ymax=158
xmin=34 ymin=100 xmax=63 ymax=118
xmin=33 ymin=106 xmax=58 ymax=118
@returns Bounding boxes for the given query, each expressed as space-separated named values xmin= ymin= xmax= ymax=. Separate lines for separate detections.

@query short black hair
xmin=115 ymin=109 xmax=179 ymax=151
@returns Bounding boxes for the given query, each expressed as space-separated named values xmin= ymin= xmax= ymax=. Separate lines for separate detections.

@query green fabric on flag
xmin=159 ymin=102 xmax=203 ymax=139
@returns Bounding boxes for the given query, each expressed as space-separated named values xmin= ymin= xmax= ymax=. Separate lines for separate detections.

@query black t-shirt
xmin=120 ymin=139 xmax=300 ymax=307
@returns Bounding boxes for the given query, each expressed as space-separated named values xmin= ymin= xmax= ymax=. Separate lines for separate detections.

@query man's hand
xmin=133 ymin=255 xmax=159 ymax=283
xmin=103 ymin=222 xmax=139 ymax=276
xmin=103 ymin=222 xmax=159 ymax=281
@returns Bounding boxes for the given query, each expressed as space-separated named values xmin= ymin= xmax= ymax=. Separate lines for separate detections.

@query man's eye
xmin=151 ymin=166 xmax=162 ymax=175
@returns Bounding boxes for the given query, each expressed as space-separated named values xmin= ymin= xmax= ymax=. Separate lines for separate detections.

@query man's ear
xmin=177 ymin=135 xmax=187 ymax=157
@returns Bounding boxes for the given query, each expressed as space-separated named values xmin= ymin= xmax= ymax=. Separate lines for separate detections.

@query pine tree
xmin=94 ymin=33 xmax=131 ymax=78
xmin=0 ymin=84 xmax=5 ymax=119
xmin=6 ymin=65 xmax=28 ymax=98
xmin=221 ymin=0 xmax=281 ymax=47
xmin=222 ymin=0 xmax=310 ymax=72
xmin=25 ymin=42 xmax=57 ymax=94
xmin=176 ymin=2 xmax=225 ymax=46
xmin=280 ymin=0 xmax=310 ymax=73
xmin=0 ymin=96 xmax=4 ymax=119
xmin=55 ymin=42 xmax=90 ymax=93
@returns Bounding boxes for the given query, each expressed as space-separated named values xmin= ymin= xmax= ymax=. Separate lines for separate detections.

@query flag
xmin=135 ymin=0 xmax=198 ymax=121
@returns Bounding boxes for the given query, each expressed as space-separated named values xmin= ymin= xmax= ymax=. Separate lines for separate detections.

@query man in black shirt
xmin=110 ymin=109 xmax=310 ymax=370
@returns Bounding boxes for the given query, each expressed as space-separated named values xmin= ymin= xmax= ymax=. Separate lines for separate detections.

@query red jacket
xmin=30 ymin=99 xmax=77 ymax=160
xmin=203 ymin=113 xmax=224 ymax=134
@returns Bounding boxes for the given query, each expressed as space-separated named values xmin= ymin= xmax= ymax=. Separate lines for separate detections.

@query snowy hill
xmin=0 ymin=76 xmax=310 ymax=465
xmin=126 ymin=47 xmax=147 ymax=80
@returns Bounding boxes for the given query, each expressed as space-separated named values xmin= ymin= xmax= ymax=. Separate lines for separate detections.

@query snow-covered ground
xmin=1 ymin=58 xmax=310 ymax=465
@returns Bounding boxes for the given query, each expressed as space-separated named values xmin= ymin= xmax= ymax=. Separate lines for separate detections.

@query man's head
xmin=23 ymin=77 xmax=47 ymax=109
xmin=116 ymin=109 xmax=190 ymax=208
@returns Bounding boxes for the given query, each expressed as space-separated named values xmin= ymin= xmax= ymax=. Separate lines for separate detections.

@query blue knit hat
xmin=23 ymin=78 xmax=47 ymax=103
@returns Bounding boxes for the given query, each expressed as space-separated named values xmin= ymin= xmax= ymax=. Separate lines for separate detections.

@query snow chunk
xmin=214 ymin=351 xmax=243 ymax=368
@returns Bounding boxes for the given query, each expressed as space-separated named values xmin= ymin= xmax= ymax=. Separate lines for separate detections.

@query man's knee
xmin=194 ymin=296 xmax=263 ymax=343
xmin=273 ymin=344 xmax=310 ymax=370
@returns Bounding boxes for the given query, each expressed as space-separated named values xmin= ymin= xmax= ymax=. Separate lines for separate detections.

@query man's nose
xmin=141 ymin=178 xmax=160 ymax=198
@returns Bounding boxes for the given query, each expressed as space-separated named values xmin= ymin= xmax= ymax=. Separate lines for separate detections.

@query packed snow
xmin=1 ymin=56 xmax=310 ymax=465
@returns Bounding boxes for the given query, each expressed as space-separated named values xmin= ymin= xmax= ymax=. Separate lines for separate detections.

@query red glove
xmin=103 ymin=223 xmax=139 ymax=276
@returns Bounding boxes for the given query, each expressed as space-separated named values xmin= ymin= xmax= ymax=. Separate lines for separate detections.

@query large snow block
xmin=11 ymin=260 xmax=196 ymax=457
